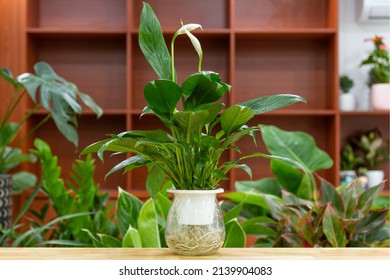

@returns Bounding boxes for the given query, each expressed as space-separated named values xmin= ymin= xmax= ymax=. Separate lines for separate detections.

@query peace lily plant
xmin=82 ymin=3 xmax=305 ymax=196
xmin=81 ymin=3 xmax=305 ymax=255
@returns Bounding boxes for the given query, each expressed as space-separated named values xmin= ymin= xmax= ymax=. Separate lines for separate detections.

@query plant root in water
xmin=166 ymin=225 xmax=224 ymax=256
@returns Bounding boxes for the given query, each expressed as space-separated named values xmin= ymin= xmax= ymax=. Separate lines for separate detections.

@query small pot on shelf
xmin=371 ymin=83 xmax=390 ymax=111
xmin=165 ymin=188 xmax=225 ymax=256
xmin=339 ymin=93 xmax=355 ymax=111
xmin=366 ymin=170 xmax=385 ymax=188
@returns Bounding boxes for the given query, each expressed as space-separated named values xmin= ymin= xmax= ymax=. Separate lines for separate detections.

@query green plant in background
xmin=360 ymin=35 xmax=390 ymax=86
xmin=0 ymin=62 xmax=102 ymax=193
xmin=339 ymin=75 xmax=354 ymax=93
xmin=0 ymin=139 xmax=117 ymax=247
xmin=81 ymin=3 xmax=306 ymax=198
xmin=222 ymin=126 xmax=389 ymax=247
xmin=31 ymin=139 xmax=117 ymax=246
xmin=349 ymin=128 xmax=389 ymax=170
xmin=340 ymin=144 xmax=361 ymax=171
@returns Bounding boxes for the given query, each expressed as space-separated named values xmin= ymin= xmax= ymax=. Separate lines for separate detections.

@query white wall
xmin=339 ymin=0 xmax=390 ymax=110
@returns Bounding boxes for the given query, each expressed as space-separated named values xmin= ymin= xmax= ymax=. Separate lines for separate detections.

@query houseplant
xmin=224 ymin=126 xmax=389 ymax=247
xmin=340 ymin=144 xmax=359 ymax=185
xmin=349 ymin=128 xmax=389 ymax=188
xmin=360 ymin=35 xmax=390 ymax=110
xmin=81 ymin=2 xmax=305 ymax=255
xmin=339 ymin=75 xmax=355 ymax=111
xmin=0 ymin=62 xmax=102 ymax=229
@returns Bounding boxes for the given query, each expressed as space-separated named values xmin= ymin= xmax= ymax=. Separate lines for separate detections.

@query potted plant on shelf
xmin=360 ymin=35 xmax=390 ymax=110
xmin=349 ymin=128 xmax=389 ymax=188
xmin=340 ymin=144 xmax=359 ymax=185
xmin=81 ymin=3 xmax=305 ymax=256
xmin=339 ymin=75 xmax=355 ymax=111
xmin=0 ymin=62 xmax=102 ymax=229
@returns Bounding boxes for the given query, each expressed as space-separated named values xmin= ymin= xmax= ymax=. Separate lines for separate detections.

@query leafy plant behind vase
xmin=81 ymin=2 xmax=306 ymax=197
xmin=0 ymin=62 xmax=102 ymax=193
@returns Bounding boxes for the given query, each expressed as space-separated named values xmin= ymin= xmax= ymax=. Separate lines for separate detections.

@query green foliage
xmin=81 ymin=2 xmax=306 ymax=197
xmin=226 ymin=128 xmax=389 ymax=248
xmin=30 ymin=139 xmax=117 ymax=246
xmin=348 ymin=128 xmax=389 ymax=170
xmin=339 ymin=75 xmax=354 ymax=93
xmin=0 ymin=61 xmax=102 ymax=193
xmin=360 ymin=36 xmax=390 ymax=86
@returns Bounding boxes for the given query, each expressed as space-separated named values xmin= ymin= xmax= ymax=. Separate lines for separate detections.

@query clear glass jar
xmin=165 ymin=188 xmax=225 ymax=256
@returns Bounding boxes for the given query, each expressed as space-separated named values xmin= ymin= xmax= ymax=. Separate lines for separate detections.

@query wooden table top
xmin=0 ymin=248 xmax=389 ymax=260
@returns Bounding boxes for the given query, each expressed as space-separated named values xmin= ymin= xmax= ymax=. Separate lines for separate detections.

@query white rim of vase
xmin=167 ymin=188 xmax=224 ymax=194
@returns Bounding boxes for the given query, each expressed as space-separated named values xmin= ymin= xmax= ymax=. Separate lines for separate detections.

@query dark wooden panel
xmin=131 ymin=0 xmax=229 ymax=29
xmin=28 ymin=0 xmax=127 ymax=28
xmin=235 ymin=37 xmax=331 ymax=110
xmin=29 ymin=37 xmax=127 ymax=110
xmin=235 ymin=0 xmax=328 ymax=28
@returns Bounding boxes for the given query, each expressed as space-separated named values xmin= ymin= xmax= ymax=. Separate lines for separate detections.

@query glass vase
xmin=165 ymin=188 xmax=225 ymax=256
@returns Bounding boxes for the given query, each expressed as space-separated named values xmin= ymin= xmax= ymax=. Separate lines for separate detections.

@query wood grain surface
xmin=0 ymin=248 xmax=389 ymax=260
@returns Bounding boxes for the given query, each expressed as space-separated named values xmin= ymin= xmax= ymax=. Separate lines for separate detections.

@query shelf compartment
xmin=28 ymin=36 xmax=127 ymax=111
xmin=30 ymin=115 xmax=127 ymax=191
xmin=340 ymin=115 xmax=389 ymax=191
xmin=235 ymin=0 xmax=331 ymax=29
xmin=27 ymin=0 xmax=127 ymax=29
xmin=235 ymin=37 xmax=333 ymax=110
xmin=130 ymin=0 xmax=229 ymax=29
xmin=131 ymin=34 xmax=230 ymax=110
xmin=233 ymin=115 xmax=336 ymax=183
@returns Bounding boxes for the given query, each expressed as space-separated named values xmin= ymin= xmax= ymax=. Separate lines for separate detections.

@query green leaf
xmin=184 ymin=79 xmax=225 ymax=109
xmin=116 ymin=187 xmax=143 ymax=236
xmin=155 ymin=192 xmax=172 ymax=222
xmin=137 ymin=198 xmax=161 ymax=248
xmin=356 ymin=209 xmax=388 ymax=235
xmin=12 ymin=171 xmax=37 ymax=194
xmin=146 ymin=165 xmax=166 ymax=199
xmin=270 ymin=160 xmax=310 ymax=199
xmin=357 ymin=185 xmax=382 ymax=214
xmin=97 ymin=234 xmax=121 ymax=247
xmin=261 ymin=125 xmax=333 ymax=171
xmin=223 ymin=200 xmax=245 ymax=223
xmin=323 ymin=204 xmax=347 ymax=247
xmin=139 ymin=2 xmax=172 ymax=80
xmin=122 ymin=226 xmax=142 ymax=248
xmin=235 ymin=177 xmax=282 ymax=197
xmin=320 ymin=179 xmax=345 ymax=216
xmin=144 ymin=79 xmax=182 ymax=115
xmin=17 ymin=61 xmax=102 ymax=147
xmin=0 ymin=123 xmax=19 ymax=147
xmin=221 ymin=105 xmax=254 ymax=135
xmin=223 ymin=218 xmax=246 ymax=248
xmin=238 ymin=94 xmax=306 ymax=115
xmin=173 ymin=110 xmax=209 ymax=137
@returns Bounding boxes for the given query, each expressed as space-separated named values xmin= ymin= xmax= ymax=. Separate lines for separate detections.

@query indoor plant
xmin=360 ymin=35 xmax=390 ymax=110
xmin=339 ymin=75 xmax=355 ymax=111
xmin=223 ymin=126 xmax=388 ymax=248
xmin=349 ymin=128 xmax=389 ymax=188
xmin=0 ymin=62 xmax=102 ymax=229
xmin=81 ymin=3 xmax=305 ymax=255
